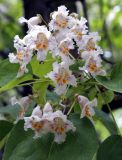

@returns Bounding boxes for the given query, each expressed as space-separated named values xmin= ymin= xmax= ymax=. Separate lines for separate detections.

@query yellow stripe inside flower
xmin=84 ymin=106 xmax=92 ymax=118
xmin=55 ymin=68 xmax=70 ymax=85
xmin=32 ymin=121 xmax=44 ymax=131
xmin=55 ymin=14 xmax=68 ymax=29
xmin=36 ymin=33 xmax=48 ymax=50
xmin=52 ymin=117 xmax=66 ymax=134
xmin=16 ymin=52 xmax=24 ymax=61
xmin=72 ymin=29 xmax=83 ymax=38
xmin=59 ymin=42 xmax=70 ymax=55
xmin=89 ymin=62 xmax=98 ymax=72
xmin=86 ymin=38 xmax=96 ymax=51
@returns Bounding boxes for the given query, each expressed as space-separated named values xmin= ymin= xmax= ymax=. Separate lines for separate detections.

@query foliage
xmin=96 ymin=61 xmax=122 ymax=93
xmin=3 ymin=116 xmax=99 ymax=160
xmin=97 ymin=135 xmax=122 ymax=160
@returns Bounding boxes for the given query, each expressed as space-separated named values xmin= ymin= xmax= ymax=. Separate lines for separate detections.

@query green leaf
xmin=96 ymin=61 xmax=122 ymax=93
xmin=31 ymin=56 xmax=54 ymax=78
xmin=97 ymin=93 xmax=103 ymax=108
xmin=0 ymin=105 xmax=20 ymax=120
xmin=0 ymin=59 xmax=19 ymax=87
xmin=0 ymin=134 xmax=8 ymax=149
xmin=0 ymin=121 xmax=13 ymax=141
xmin=33 ymin=81 xmax=49 ymax=105
xmin=46 ymin=90 xmax=60 ymax=103
xmin=3 ymin=114 xmax=99 ymax=160
xmin=88 ymin=87 xmax=97 ymax=100
xmin=0 ymin=74 xmax=33 ymax=93
xmin=74 ymin=103 xmax=81 ymax=113
xmin=92 ymin=153 xmax=97 ymax=160
xmin=97 ymin=90 xmax=114 ymax=108
xmin=97 ymin=135 xmax=122 ymax=160
xmin=70 ymin=59 xmax=84 ymax=71
xmin=102 ymin=90 xmax=114 ymax=104
xmin=0 ymin=103 xmax=35 ymax=120
xmin=100 ymin=90 xmax=114 ymax=105
xmin=95 ymin=108 xmax=118 ymax=135
xmin=95 ymin=120 xmax=110 ymax=141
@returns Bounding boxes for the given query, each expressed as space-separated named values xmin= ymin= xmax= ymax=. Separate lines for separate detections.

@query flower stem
xmin=67 ymin=100 xmax=76 ymax=115
xmin=106 ymin=103 xmax=121 ymax=135
xmin=16 ymin=79 xmax=51 ymax=87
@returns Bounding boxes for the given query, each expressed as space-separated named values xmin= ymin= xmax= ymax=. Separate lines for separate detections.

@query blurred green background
xmin=0 ymin=0 xmax=23 ymax=53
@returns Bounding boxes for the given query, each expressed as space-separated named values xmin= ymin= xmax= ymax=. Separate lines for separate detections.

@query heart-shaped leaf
xmin=0 ymin=59 xmax=19 ymax=87
xmin=0 ymin=121 xmax=13 ymax=141
xmin=97 ymin=135 xmax=122 ymax=160
xmin=96 ymin=61 xmax=122 ymax=93
xmin=30 ymin=56 xmax=54 ymax=78
xmin=3 ymin=114 xmax=99 ymax=160
xmin=95 ymin=108 xmax=118 ymax=135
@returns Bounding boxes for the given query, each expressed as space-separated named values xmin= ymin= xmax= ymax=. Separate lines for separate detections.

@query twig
xmin=67 ymin=100 xmax=76 ymax=115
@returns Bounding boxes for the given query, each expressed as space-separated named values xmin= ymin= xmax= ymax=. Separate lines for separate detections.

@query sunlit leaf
xmin=33 ymin=81 xmax=49 ymax=105
xmin=31 ymin=56 xmax=54 ymax=78
xmin=0 ymin=74 xmax=33 ymax=93
xmin=0 ymin=59 xmax=19 ymax=87
xmin=95 ymin=108 xmax=118 ymax=135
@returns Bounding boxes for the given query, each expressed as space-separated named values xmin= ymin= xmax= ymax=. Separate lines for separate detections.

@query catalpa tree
xmin=0 ymin=5 xmax=122 ymax=160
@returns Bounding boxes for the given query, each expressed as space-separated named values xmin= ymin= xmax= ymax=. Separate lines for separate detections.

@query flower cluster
xmin=24 ymin=102 xmax=76 ymax=144
xmin=9 ymin=5 xmax=106 ymax=94
xmin=11 ymin=94 xmax=97 ymax=144
xmin=9 ymin=6 xmax=105 ymax=144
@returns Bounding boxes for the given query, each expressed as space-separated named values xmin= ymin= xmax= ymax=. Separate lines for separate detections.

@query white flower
xmin=8 ymin=35 xmax=33 ymax=77
xmin=24 ymin=25 xmax=57 ymax=61
xmin=30 ymin=26 xmax=50 ymax=60
xmin=11 ymin=95 xmax=32 ymax=123
xmin=49 ymin=5 xmax=73 ymax=32
xmin=19 ymin=14 xmax=42 ymax=31
xmin=68 ymin=17 xmax=88 ymax=42
xmin=24 ymin=102 xmax=76 ymax=143
xmin=31 ymin=105 xmax=42 ymax=118
xmin=77 ymin=95 xmax=97 ymax=122
xmin=42 ymin=102 xmax=53 ymax=119
xmin=81 ymin=49 xmax=103 ymax=61
xmin=13 ymin=35 xmax=25 ymax=49
xmin=24 ymin=103 xmax=53 ymax=138
xmin=24 ymin=105 xmax=42 ymax=132
xmin=79 ymin=53 xmax=106 ymax=77
xmin=50 ymin=110 xmax=76 ymax=144
xmin=46 ymin=62 xmax=77 ymax=95
xmin=49 ymin=36 xmax=59 ymax=56
xmin=57 ymin=37 xmax=75 ymax=65
xmin=78 ymin=32 xmax=102 ymax=54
